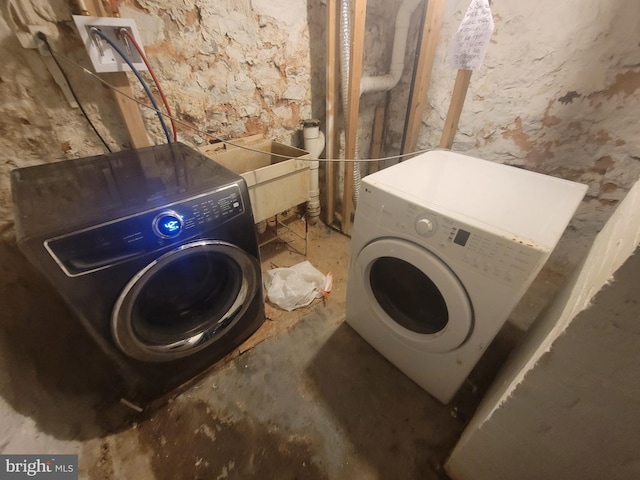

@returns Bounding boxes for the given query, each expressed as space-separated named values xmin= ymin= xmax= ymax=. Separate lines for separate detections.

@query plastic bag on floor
xmin=265 ymin=260 xmax=328 ymax=311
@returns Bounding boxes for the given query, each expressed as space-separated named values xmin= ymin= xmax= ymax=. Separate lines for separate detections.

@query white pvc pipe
xmin=303 ymin=120 xmax=325 ymax=226
xmin=360 ymin=0 xmax=422 ymax=95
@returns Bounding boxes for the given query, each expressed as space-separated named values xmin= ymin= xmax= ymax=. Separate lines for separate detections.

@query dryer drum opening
xmin=354 ymin=238 xmax=472 ymax=353
xmin=112 ymin=240 xmax=260 ymax=362
xmin=370 ymin=256 xmax=449 ymax=334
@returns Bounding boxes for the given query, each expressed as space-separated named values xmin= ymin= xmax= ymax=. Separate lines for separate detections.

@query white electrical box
xmin=72 ymin=15 xmax=147 ymax=73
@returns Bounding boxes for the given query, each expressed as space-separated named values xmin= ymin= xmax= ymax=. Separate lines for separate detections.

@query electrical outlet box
xmin=73 ymin=15 xmax=148 ymax=73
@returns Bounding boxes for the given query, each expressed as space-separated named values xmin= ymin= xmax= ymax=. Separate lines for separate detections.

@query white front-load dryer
xmin=346 ymin=150 xmax=587 ymax=403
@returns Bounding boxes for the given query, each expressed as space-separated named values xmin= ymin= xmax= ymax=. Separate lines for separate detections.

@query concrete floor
xmin=0 ymin=217 xmax=552 ymax=479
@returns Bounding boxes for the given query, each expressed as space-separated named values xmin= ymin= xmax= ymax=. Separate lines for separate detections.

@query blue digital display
xmin=163 ymin=219 xmax=180 ymax=232
xmin=155 ymin=212 xmax=183 ymax=238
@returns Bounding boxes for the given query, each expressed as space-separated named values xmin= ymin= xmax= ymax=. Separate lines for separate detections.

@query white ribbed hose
xmin=340 ymin=0 xmax=362 ymax=209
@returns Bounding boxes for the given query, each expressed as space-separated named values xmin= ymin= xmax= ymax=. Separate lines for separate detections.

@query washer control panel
xmin=153 ymin=210 xmax=184 ymax=239
xmin=45 ymin=184 xmax=245 ymax=276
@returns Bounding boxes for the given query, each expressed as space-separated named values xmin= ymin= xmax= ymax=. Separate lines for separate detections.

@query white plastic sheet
xmin=264 ymin=261 xmax=327 ymax=311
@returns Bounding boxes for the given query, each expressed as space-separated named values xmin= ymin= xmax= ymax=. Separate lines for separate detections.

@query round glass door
xmin=355 ymin=238 xmax=473 ymax=353
xmin=112 ymin=240 xmax=260 ymax=362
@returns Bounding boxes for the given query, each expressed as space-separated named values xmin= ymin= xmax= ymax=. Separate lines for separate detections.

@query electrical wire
xmin=90 ymin=27 xmax=172 ymax=144
xmin=49 ymin=44 xmax=436 ymax=163
xmin=37 ymin=33 xmax=112 ymax=153
xmin=118 ymin=28 xmax=177 ymax=142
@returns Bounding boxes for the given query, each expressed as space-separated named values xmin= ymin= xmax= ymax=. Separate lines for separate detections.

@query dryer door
xmin=354 ymin=238 xmax=472 ymax=353
xmin=112 ymin=240 xmax=260 ymax=362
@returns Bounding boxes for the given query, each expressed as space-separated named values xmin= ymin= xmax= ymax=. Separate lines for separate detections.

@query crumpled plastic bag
xmin=264 ymin=260 xmax=331 ymax=311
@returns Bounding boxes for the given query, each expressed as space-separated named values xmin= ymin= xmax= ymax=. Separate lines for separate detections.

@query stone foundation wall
xmin=1 ymin=0 xmax=638 ymax=270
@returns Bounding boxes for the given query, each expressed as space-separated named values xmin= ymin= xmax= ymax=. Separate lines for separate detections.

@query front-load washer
xmin=346 ymin=150 xmax=587 ymax=404
xmin=11 ymin=143 xmax=264 ymax=400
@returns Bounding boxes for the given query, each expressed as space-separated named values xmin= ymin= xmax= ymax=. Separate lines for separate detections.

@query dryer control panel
xmin=433 ymin=213 xmax=545 ymax=288
xmin=45 ymin=184 xmax=245 ymax=277
xmin=359 ymin=186 xmax=547 ymax=289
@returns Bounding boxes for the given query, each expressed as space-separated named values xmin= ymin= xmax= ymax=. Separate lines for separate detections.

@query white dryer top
xmin=362 ymin=150 xmax=587 ymax=250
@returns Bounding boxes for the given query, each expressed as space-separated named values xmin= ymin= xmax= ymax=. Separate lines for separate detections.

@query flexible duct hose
xmin=338 ymin=0 xmax=423 ymax=212
xmin=340 ymin=0 xmax=362 ymax=209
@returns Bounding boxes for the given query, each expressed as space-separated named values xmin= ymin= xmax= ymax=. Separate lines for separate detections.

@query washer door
xmin=112 ymin=240 xmax=260 ymax=362
xmin=354 ymin=238 xmax=472 ymax=353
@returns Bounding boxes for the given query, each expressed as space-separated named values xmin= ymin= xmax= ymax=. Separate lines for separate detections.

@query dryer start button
xmin=415 ymin=216 xmax=436 ymax=237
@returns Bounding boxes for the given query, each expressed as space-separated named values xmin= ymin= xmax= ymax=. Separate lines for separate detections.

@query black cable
xmin=46 ymin=43 xmax=441 ymax=165
xmin=37 ymin=32 xmax=112 ymax=153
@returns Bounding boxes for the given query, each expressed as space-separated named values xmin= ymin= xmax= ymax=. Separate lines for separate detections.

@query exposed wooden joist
xmin=401 ymin=0 xmax=445 ymax=156
xmin=102 ymin=72 xmax=152 ymax=148
xmin=439 ymin=69 xmax=472 ymax=149
xmin=368 ymin=103 xmax=386 ymax=174
xmin=342 ymin=0 xmax=367 ymax=235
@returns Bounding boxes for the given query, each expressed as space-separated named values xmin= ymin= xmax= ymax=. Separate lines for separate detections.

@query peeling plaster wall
xmin=124 ymin=0 xmax=316 ymax=143
xmin=385 ymin=0 xmax=640 ymax=269
xmin=1 ymin=0 xmax=639 ymax=272
xmin=0 ymin=0 xmax=129 ymax=228
xmin=0 ymin=0 xmax=321 ymax=232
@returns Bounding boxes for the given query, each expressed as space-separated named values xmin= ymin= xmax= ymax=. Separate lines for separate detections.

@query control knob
xmin=415 ymin=216 xmax=436 ymax=237
xmin=153 ymin=210 xmax=184 ymax=239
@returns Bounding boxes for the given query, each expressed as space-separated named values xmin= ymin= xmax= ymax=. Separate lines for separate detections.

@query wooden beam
xmin=102 ymin=72 xmax=151 ymax=148
xmin=401 ymin=0 xmax=445 ymax=156
xmin=342 ymin=0 xmax=366 ymax=235
xmin=439 ymin=69 xmax=472 ymax=149
xmin=368 ymin=103 xmax=386 ymax=174
xmin=86 ymin=0 xmax=150 ymax=148
xmin=325 ymin=0 xmax=338 ymax=226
